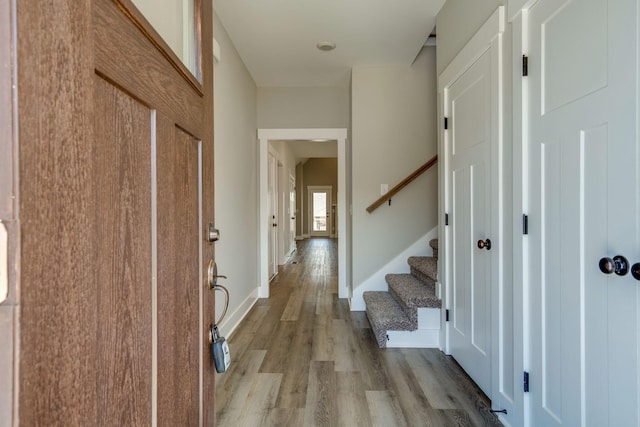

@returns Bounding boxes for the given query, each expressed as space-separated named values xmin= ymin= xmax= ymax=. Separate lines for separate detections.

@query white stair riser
xmin=417 ymin=307 xmax=440 ymax=329
xmin=383 ymin=308 xmax=441 ymax=348
xmin=386 ymin=328 xmax=440 ymax=348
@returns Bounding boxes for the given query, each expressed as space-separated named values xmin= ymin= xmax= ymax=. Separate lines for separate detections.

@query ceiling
xmin=214 ymin=0 xmax=445 ymax=87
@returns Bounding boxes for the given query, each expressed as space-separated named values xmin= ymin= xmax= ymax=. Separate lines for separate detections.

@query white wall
xmin=257 ymin=86 xmax=349 ymax=129
xmin=351 ymin=47 xmax=439 ymax=292
xmin=213 ymin=13 xmax=259 ymax=337
xmin=436 ymin=0 xmax=504 ymax=74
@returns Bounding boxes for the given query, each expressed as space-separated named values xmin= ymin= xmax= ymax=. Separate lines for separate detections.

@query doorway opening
xmin=257 ymin=128 xmax=349 ymax=299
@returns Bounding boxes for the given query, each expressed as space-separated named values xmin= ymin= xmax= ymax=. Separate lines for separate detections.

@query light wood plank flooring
xmin=215 ymin=238 xmax=502 ymax=426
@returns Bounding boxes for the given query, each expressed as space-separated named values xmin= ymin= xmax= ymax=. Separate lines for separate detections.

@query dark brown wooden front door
xmin=15 ymin=0 xmax=214 ymax=425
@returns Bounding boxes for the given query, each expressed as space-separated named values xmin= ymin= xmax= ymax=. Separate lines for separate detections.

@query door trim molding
xmin=258 ymin=128 xmax=348 ymax=298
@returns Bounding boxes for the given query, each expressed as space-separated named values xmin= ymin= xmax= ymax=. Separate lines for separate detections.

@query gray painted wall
xmin=257 ymin=86 xmax=349 ymax=129
xmin=351 ymin=47 xmax=438 ymax=288
xmin=213 ymin=13 xmax=259 ymax=333
xmin=436 ymin=0 xmax=504 ymax=74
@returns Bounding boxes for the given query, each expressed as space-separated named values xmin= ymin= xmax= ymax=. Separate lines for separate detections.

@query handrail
xmin=366 ymin=155 xmax=438 ymax=213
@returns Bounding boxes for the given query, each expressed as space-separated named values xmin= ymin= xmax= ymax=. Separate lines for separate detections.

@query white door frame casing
xmin=258 ymin=129 xmax=348 ymax=299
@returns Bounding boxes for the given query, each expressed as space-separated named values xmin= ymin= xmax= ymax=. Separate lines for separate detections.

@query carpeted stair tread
xmin=408 ymin=256 xmax=437 ymax=282
xmin=386 ymin=273 xmax=441 ymax=309
xmin=363 ymin=291 xmax=416 ymax=348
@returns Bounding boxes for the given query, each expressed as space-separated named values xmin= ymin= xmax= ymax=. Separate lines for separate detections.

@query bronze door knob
xmin=477 ymin=239 xmax=491 ymax=250
xmin=599 ymin=255 xmax=629 ymax=276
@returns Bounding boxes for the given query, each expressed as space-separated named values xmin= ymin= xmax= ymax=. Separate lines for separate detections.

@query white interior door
xmin=527 ymin=0 xmax=639 ymax=425
xmin=289 ymin=174 xmax=296 ymax=251
xmin=447 ymin=48 xmax=493 ymax=398
xmin=308 ymin=186 xmax=331 ymax=237
xmin=268 ymin=152 xmax=278 ymax=278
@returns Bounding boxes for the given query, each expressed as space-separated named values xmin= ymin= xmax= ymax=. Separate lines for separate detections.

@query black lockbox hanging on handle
xmin=210 ymin=324 xmax=230 ymax=373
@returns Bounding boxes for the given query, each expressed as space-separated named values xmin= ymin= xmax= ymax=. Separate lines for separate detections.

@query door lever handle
xmin=207 ymin=260 xmax=227 ymax=289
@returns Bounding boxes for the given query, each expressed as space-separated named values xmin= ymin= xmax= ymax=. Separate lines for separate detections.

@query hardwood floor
xmin=215 ymin=238 xmax=502 ymax=426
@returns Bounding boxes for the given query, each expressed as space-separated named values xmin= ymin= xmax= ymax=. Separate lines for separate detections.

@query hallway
xmin=215 ymin=238 xmax=502 ymax=426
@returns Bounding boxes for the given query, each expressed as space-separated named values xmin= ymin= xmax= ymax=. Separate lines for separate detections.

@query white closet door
xmin=447 ymin=48 xmax=493 ymax=398
xmin=527 ymin=0 xmax=639 ymax=425
xmin=268 ymin=152 xmax=278 ymax=278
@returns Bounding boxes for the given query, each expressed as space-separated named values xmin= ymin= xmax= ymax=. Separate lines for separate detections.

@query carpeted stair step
xmin=408 ymin=256 xmax=438 ymax=284
xmin=429 ymin=238 xmax=439 ymax=260
xmin=363 ymin=291 xmax=416 ymax=348
xmin=386 ymin=273 xmax=440 ymax=309
xmin=386 ymin=273 xmax=441 ymax=328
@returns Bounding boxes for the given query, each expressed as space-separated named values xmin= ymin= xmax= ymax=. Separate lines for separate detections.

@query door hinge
xmin=523 ymin=371 xmax=530 ymax=392
xmin=445 ymin=309 xmax=450 ymax=321
xmin=522 ymin=55 xmax=529 ymax=77
xmin=445 ymin=213 xmax=449 ymax=226
xmin=444 ymin=117 xmax=449 ymax=130
xmin=523 ymin=214 xmax=529 ymax=235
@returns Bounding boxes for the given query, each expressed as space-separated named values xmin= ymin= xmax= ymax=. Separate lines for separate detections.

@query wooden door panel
xmin=94 ymin=75 xmax=153 ymax=426
xmin=17 ymin=2 xmax=98 ymax=424
xmin=94 ymin=0 xmax=203 ymax=134
xmin=157 ymin=119 xmax=202 ymax=426
xmin=15 ymin=0 xmax=214 ymax=424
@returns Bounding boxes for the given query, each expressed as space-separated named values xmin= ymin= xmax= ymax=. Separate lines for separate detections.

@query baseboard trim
xmin=218 ymin=287 xmax=259 ymax=339
xmin=284 ymin=247 xmax=296 ymax=262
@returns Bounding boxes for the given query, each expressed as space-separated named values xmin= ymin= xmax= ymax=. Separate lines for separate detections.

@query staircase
xmin=363 ymin=239 xmax=441 ymax=348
